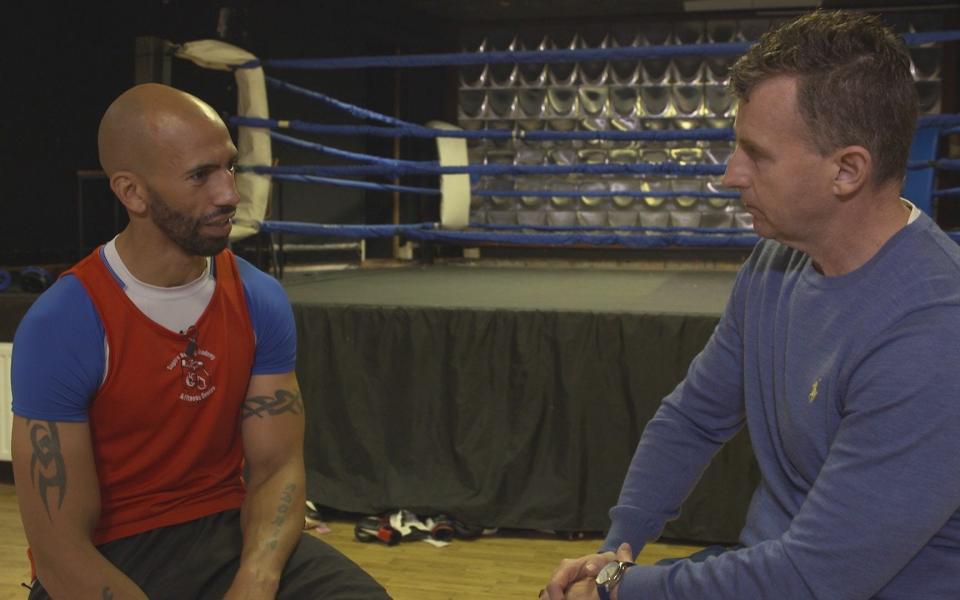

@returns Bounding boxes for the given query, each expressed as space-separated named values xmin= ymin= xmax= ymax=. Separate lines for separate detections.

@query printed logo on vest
xmin=165 ymin=345 xmax=218 ymax=403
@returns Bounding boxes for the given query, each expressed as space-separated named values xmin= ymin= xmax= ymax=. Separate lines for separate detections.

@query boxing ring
xmin=6 ymin=17 xmax=960 ymax=543
xmin=166 ymin=21 xmax=960 ymax=541
xmin=173 ymin=27 xmax=960 ymax=254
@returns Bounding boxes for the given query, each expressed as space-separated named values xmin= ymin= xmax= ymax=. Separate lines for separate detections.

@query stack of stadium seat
xmin=457 ymin=16 xmax=943 ymax=233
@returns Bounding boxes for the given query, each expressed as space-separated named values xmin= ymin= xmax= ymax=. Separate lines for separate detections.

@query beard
xmin=147 ymin=187 xmax=232 ymax=257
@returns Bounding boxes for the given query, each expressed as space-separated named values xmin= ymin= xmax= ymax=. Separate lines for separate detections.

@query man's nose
xmin=721 ymin=147 xmax=748 ymax=189
xmin=215 ymin=169 xmax=241 ymax=207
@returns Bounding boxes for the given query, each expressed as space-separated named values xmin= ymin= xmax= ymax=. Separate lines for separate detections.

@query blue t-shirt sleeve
xmin=11 ymin=275 xmax=105 ymax=422
xmin=237 ymin=256 xmax=297 ymax=374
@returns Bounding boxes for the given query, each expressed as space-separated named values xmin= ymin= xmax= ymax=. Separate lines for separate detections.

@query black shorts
xmin=28 ymin=509 xmax=389 ymax=599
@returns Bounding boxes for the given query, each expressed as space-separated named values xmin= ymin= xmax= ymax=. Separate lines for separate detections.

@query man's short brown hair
xmin=729 ymin=9 xmax=919 ymax=185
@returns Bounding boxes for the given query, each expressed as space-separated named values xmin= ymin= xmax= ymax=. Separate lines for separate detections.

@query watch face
xmin=596 ymin=561 xmax=621 ymax=586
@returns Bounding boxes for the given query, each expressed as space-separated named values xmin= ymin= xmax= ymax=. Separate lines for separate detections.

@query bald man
xmin=11 ymin=84 xmax=388 ymax=599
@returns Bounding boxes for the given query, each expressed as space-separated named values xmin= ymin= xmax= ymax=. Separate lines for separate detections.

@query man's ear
xmin=832 ymin=145 xmax=871 ymax=198
xmin=110 ymin=171 xmax=148 ymax=215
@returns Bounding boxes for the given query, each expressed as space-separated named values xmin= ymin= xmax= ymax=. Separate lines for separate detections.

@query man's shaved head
xmin=97 ymin=83 xmax=225 ymax=177
xmin=97 ymin=83 xmax=240 ymax=263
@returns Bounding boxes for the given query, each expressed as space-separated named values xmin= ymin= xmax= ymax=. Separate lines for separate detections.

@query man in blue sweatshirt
xmin=544 ymin=9 xmax=960 ymax=600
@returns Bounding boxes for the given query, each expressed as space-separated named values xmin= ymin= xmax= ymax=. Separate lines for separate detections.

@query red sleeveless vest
xmin=67 ymin=248 xmax=255 ymax=544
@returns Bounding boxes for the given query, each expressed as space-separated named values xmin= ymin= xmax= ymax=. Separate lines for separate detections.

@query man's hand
xmin=561 ymin=577 xmax=601 ymax=600
xmin=542 ymin=543 xmax=633 ymax=600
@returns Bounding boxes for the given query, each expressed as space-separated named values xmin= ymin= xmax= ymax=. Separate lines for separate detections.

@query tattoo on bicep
xmin=266 ymin=483 xmax=297 ymax=551
xmin=102 ymin=587 xmax=114 ymax=599
xmin=28 ymin=420 xmax=67 ymax=518
xmin=242 ymin=389 xmax=303 ymax=420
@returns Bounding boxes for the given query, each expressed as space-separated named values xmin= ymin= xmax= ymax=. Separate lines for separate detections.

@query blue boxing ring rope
xmin=188 ymin=28 xmax=960 ymax=252
xmin=241 ymin=31 xmax=960 ymax=71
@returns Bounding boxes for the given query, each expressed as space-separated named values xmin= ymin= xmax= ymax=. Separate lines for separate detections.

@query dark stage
xmin=1 ymin=265 xmax=759 ymax=543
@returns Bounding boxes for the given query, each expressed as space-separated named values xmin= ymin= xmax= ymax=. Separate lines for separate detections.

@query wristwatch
xmin=596 ymin=560 xmax=635 ymax=600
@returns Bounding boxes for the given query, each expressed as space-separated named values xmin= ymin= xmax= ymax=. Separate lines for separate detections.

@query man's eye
xmin=189 ymin=170 xmax=209 ymax=182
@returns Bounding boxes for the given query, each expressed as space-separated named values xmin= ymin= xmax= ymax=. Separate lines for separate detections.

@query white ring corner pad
xmin=176 ymin=40 xmax=271 ymax=242
xmin=428 ymin=121 xmax=470 ymax=230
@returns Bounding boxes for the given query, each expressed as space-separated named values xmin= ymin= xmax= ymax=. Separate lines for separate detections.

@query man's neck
xmin=803 ymin=188 xmax=911 ymax=277
xmin=115 ymin=228 xmax=208 ymax=287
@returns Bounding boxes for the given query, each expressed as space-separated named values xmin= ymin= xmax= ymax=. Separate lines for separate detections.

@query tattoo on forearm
xmin=102 ymin=587 xmax=114 ymax=599
xmin=242 ymin=389 xmax=303 ymax=420
xmin=267 ymin=483 xmax=297 ymax=550
xmin=28 ymin=420 xmax=66 ymax=518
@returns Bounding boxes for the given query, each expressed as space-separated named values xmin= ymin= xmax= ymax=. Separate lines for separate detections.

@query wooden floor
xmin=0 ymin=481 xmax=703 ymax=600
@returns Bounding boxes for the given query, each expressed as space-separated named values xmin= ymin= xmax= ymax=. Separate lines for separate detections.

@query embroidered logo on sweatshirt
xmin=808 ymin=378 xmax=821 ymax=403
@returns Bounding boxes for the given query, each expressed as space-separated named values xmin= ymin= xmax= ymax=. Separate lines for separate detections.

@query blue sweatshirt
xmin=603 ymin=212 xmax=960 ymax=599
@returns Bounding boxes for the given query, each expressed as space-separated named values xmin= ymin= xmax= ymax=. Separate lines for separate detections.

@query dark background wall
xmin=1 ymin=1 xmax=453 ymax=266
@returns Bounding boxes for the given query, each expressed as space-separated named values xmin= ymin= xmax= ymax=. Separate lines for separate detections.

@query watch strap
xmin=597 ymin=561 xmax=635 ymax=600
xmin=597 ymin=582 xmax=613 ymax=600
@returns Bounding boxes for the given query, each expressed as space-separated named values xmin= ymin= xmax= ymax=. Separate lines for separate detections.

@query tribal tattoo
xmin=28 ymin=420 xmax=66 ymax=519
xmin=242 ymin=389 xmax=303 ymax=420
